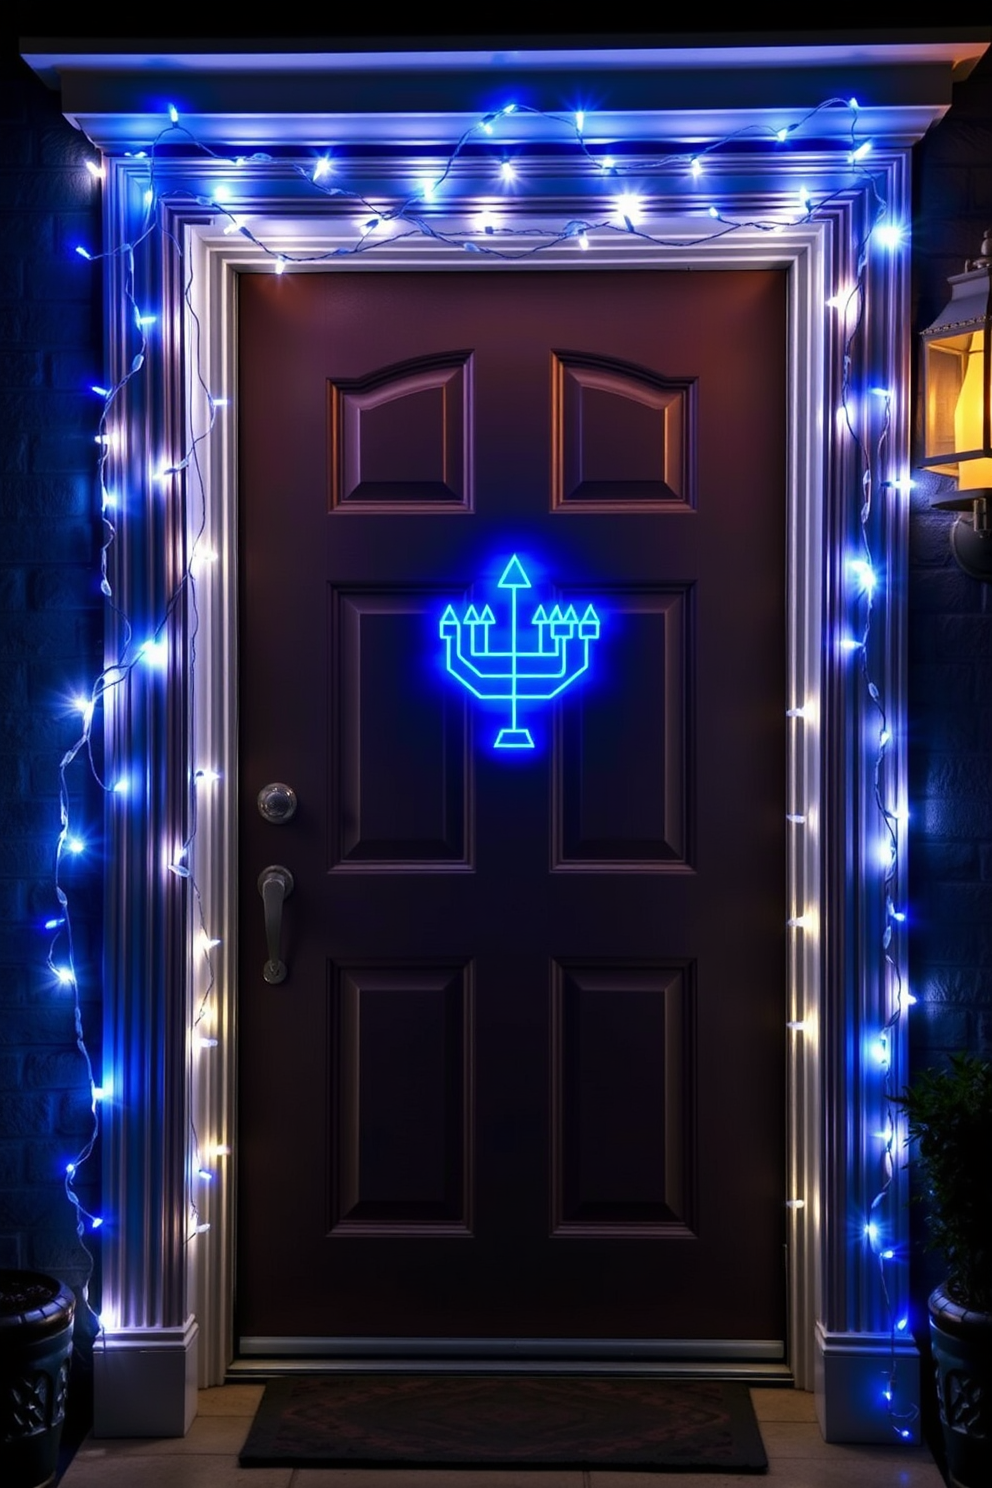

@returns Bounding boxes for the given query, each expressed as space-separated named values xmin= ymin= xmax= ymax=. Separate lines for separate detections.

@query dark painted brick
xmin=0 ymin=968 xmax=30 ymax=1007
xmin=944 ymin=68 xmax=992 ymax=119
xmin=0 ymin=431 xmax=28 ymax=473
xmin=0 ymin=880 xmax=24 ymax=919
xmin=0 ymin=1092 xmax=54 ymax=1136
xmin=0 ymin=1145 xmax=22 ymax=1185
xmin=0 ymin=1052 xmax=21 ymax=1087
xmin=912 ymin=707 xmax=981 ymax=753
xmin=916 ymin=754 xmax=992 ymax=798
xmin=37 ymin=124 xmax=100 ymax=171
xmin=57 ymin=1091 xmax=96 ymax=1136
xmin=976 ymin=1013 xmax=992 ymax=1052
xmin=908 ymin=469 xmax=949 ymax=510
xmin=27 ymin=878 xmax=71 ymax=918
xmin=913 ymin=166 xmax=972 ymax=216
xmin=0 ymin=568 xmax=26 ymax=609
xmin=52 ymin=216 xmax=102 ymax=261
xmin=24 ymin=1049 xmax=90 ymax=1091
xmin=1 ymin=390 xmax=94 ymax=433
xmin=910 ymin=569 xmax=983 ymax=615
xmin=28 ymin=761 xmax=74 ymax=797
xmin=0 ymin=214 xmax=53 ymax=255
xmin=0 ymin=475 xmax=92 ymax=520
xmin=0 ymin=261 xmax=23 ymax=296
xmin=0 ymin=1237 xmax=23 ymax=1268
xmin=0 ymin=1187 xmax=67 ymax=1230
xmin=0 ymin=713 xmax=84 ymax=756
xmin=49 ymin=352 xmax=103 ymax=393
xmin=907 ymin=624 xmax=936 ymax=664
xmin=0 ymin=302 xmax=95 ymax=350
xmin=29 ymin=1236 xmax=93 ymax=1284
xmin=28 ymin=568 xmax=102 ymax=611
xmin=26 ymin=658 xmax=101 ymax=704
xmin=917 ymin=922 xmax=992 ymax=963
xmin=0 ymin=350 xmax=44 ymax=387
xmin=0 ymin=755 xmax=28 ymax=796
xmin=0 ymin=127 xmax=35 ymax=167
xmin=906 ymin=516 xmax=938 ymax=550
xmin=25 ymin=1140 xmax=86 ymax=1185
xmin=0 ymin=659 xmax=28 ymax=699
xmin=0 ymin=841 xmax=54 ymax=878
xmin=0 ymin=1010 xmax=80 ymax=1046
xmin=933 ymin=881 xmax=992 ymax=924
xmin=1 ymin=611 xmax=98 ymax=655
xmin=916 ymin=969 xmax=991 ymax=1006
xmin=25 ymin=256 xmax=101 ymax=304
xmin=933 ymin=616 xmax=992 ymax=660
xmin=910 ymin=840 xmax=978 ymax=880
xmin=906 ymin=665 xmax=974 ymax=707
xmin=935 ymin=121 xmax=992 ymax=171
xmin=969 ymin=666 xmax=992 ymax=705
xmin=31 ymin=429 xmax=103 ymax=476
xmin=1 ymin=171 xmax=94 ymax=212
xmin=910 ymin=1003 xmax=972 ymax=1051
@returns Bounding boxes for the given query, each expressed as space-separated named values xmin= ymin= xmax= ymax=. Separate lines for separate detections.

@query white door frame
xmin=28 ymin=35 xmax=972 ymax=1442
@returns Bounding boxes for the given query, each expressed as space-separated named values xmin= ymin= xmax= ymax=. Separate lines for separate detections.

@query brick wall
xmin=0 ymin=45 xmax=103 ymax=1298
xmin=910 ymin=50 xmax=992 ymax=1068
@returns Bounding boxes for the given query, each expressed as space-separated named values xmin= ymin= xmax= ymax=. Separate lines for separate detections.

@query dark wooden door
xmin=237 ymin=268 xmax=786 ymax=1348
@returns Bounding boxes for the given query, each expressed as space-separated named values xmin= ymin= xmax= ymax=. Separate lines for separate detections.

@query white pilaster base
xmin=814 ymin=1322 xmax=921 ymax=1443
xmin=93 ymin=1317 xmax=199 ymax=1437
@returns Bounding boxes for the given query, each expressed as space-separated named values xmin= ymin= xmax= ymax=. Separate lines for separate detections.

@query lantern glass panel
xmin=924 ymin=328 xmax=991 ymax=486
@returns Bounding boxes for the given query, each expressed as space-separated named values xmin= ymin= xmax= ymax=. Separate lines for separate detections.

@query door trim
xmin=97 ymin=146 xmax=912 ymax=1439
xmin=237 ymin=1335 xmax=786 ymax=1359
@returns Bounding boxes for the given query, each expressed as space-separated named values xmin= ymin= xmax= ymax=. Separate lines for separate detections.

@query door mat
xmin=239 ymin=1374 xmax=768 ymax=1472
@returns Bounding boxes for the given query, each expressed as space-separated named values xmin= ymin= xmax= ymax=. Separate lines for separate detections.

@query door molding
xmin=100 ymin=173 xmax=909 ymax=1436
xmin=57 ymin=38 xmax=953 ymax=1436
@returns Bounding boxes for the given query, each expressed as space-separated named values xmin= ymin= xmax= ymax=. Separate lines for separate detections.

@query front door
xmin=237 ymin=267 xmax=786 ymax=1351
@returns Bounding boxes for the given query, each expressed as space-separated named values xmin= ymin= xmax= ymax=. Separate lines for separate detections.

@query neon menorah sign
xmin=439 ymin=555 xmax=602 ymax=749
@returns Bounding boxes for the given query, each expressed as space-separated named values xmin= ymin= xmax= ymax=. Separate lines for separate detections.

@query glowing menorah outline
xmin=439 ymin=555 xmax=602 ymax=749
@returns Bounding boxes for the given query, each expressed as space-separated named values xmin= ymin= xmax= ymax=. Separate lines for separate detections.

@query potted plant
xmin=0 ymin=1271 xmax=75 ymax=1488
xmin=895 ymin=1053 xmax=992 ymax=1488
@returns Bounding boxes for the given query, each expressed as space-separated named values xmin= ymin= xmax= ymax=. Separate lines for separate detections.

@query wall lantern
xmin=922 ymin=230 xmax=992 ymax=579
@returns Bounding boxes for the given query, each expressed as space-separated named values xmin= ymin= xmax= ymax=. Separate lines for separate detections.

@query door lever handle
xmin=257 ymin=865 xmax=295 ymax=984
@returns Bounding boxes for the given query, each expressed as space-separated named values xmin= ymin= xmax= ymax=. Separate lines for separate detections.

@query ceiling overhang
xmin=21 ymin=31 xmax=990 ymax=150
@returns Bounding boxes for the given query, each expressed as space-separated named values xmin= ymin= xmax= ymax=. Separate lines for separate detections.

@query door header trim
xmin=23 ymin=34 xmax=987 ymax=147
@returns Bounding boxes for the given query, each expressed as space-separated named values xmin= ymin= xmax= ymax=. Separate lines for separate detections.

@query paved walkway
xmin=60 ymin=1383 xmax=946 ymax=1487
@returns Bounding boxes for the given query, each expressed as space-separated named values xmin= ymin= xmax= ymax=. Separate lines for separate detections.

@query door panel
xmin=238 ymin=268 xmax=786 ymax=1347
xmin=332 ymin=589 xmax=471 ymax=866
xmin=554 ymin=587 xmax=688 ymax=866
xmin=330 ymin=962 xmax=473 ymax=1235
xmin=331 ymin=350 xmax=473 ymax=509
xmin=550 ymin=961 xmax=690 ymax=1236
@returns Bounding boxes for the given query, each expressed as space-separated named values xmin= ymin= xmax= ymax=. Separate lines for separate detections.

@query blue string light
xmin=832 ymin=195 xmax=918 ymax=1436
xmin=61 ymin=91 xmax=915 ymax=1429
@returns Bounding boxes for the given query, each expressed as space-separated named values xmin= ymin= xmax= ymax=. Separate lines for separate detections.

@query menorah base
xmin=494 ymin=727 xmax=535 ymax=750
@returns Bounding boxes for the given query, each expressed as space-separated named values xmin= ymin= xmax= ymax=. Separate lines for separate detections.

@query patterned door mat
xmin=239 ymin=1373 xmax=769 ymax=1471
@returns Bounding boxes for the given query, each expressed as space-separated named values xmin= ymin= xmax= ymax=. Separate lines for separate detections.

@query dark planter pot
xmin=930 ymin=1284 xmax=992 ymax=1488
xmin=0 ymin=1271 xmax=75 ymax=1488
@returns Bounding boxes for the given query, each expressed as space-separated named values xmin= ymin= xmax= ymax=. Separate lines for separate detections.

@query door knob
xmin=257 ymin=865 xmax=294 ymax=984
xmin=257 ymin=782 xmax=298 ymax=824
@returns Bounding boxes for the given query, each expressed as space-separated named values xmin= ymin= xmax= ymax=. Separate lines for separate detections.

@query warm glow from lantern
xmin=955 ymin=330 xmax=992 ymax=491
